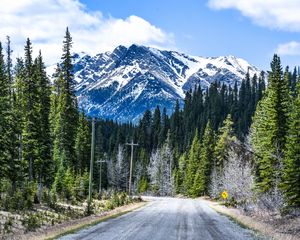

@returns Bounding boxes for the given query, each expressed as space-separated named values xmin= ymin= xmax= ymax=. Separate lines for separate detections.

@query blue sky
xmin=0 ymin=0 xmax=299 ymax=70
xmin=81 ymin=0 xmax=299 ymax=70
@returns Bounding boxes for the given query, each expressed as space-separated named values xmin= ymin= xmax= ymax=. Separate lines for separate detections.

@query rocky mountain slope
xmin=51 ymin=44 xmax=260 ymax=122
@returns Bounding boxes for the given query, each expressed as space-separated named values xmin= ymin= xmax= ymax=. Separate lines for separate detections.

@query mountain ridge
xmin=48 ymin=44 xmax=260 ymax=122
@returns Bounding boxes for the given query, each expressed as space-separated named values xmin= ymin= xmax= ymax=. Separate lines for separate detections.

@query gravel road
xmin=59 ymin=197 xmax=256 ymax=240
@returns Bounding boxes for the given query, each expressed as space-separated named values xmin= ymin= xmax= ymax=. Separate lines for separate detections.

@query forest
xmin=0 ymin=28 xmax=299 ymax=224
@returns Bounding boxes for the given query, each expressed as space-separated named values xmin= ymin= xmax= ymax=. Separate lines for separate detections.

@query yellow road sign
xmin=222 ymin=191 xmax=228 ymax=199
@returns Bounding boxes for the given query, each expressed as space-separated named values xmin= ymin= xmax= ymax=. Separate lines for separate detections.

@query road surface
xmin=59 ymin=197 xmax=257 ymax=240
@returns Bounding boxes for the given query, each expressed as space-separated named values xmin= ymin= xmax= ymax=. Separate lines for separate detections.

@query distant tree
xmin=152 ymin=106 xmax=161 ymax=148
xmin=75 ymin=110 xmax=90 ymax=173
xmin=148 ymin=137 xmax=174 ymax=196
xmin=108 ymin=145 xmax=129 ymax=191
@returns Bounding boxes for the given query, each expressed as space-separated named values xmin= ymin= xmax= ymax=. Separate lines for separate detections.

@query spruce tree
xmin=52 ymin=28 xmax=79 ymax=169
xmin=0 ymin=42 xmax=10 ymax=179
xmin=184 ymin=130 xmax=201 ymax=196
xmin=170 ymin=100 xmax=183 ymax=150
xmin=34 ymin=51 xmax=52 ymax=185
xmin=193 ymin=121 xmax=215 ymax=196
xmin=214 ymin=114 xmax=235 ymax=169
xmin=152 ymin=106 xmax=161 ymax=148
xmin=6 ymin=38 xmax=21 ymax=185
xmin=159 ymin=107 xmax=169 ymax=145
xmin=22 ymin=38 xmax=40 ymax=181
xmin=282 ymin=82 xmax=300 ymax=206
xmin=251 ymin=55 xmax=290 ymax=192
xmin=75 ymin=110 xmax=91 ymax=173
xmin=175 ymin=153 xmax=187 ymax=194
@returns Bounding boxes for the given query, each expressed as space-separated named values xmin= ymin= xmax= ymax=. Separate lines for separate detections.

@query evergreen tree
xmin=256 ymin=71 xmax=266 ymax=104
xmin=3 ymin=38 xmax=21 ymax=185
xmin=152 ymin=106 xmax=161 ymax=148
xmin=13 ymin=57 xmax=26 ymax=179
xmin=282 ymin=82 xmax=300 ymax=206
xmin=75 ymin=110 xmax=91 ymax=173
xmin=170 ymin=100 xmax=183 ymax=150
xmin=175 ymin=153 xmax=188 ymax=194
xmin=159 ymin=107 xmax=169 ymax=145
xmin=214 ymin=114 xmax=235 ymax=169
xmin=184 ymin=130 xmax=201 ymax=196
xmin=0 ymin=42 xmax=10 ymax=179
xmin=251 ymin=55 xmax=290 ymax=192
xmin=193 ymin=121 xmax=215 ymax=196
xmin=22 ymin=38 xmax=40 ymax=181
xmin=52 ymin=28 xmax=78 ymax=169
xmin=34 ymin=51 xmax=52 ymax=185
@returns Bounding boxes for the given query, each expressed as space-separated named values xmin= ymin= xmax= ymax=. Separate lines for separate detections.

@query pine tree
xmin=214 ymin=114 xmax=235 ymax=169
xmin=0 ymin=42 xmax=10 ymax=179
xmin=193 ymin=121 xmax=215 ymax=196
xmin=282 ymin=82 xmax=300 ymax=206
xmin=13 ymin=58 xmax=26 ymax=181
xmin=34 ymin=51 xmax=52 ymax=185
xmin=256 ymin=71 xmax=266 ymax=104
xmin=184 ymin=130 xmax=201 ymax=196
xmin=52 ymin=154 xmax=66 ymax=197
xmin=152 ymin=106 xmax=161 ymax=148
xmin=22 ymin=38 xmax=40 ymax=181
xmin=159 ymin=107 xmax=169 ymax=145
xmin=6 ymin=38 xmax=22 ymax=185
xmin=138 ymin=110 xmax=152 ymax=151
xmin=0 ymin=39 xmax=19 ymax=184
xmin=175 ymin=153 xmax=187 ymax=194
xmin=52 ymin=28 xmax=79 ymax=169
xmin=170 ymin=100 xmax=183 ymax=150
xmin=75 ymin=110 xmax=91 ymax=173
xmin=251 ymin=55 xmax=290 ymax=192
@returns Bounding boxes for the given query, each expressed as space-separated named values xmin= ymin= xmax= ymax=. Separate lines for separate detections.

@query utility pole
xmin=88 ymin=118 xmax=96 ymax=212
xmin=96 ymin=159 xmax=107 ymax=195
xmin=125 ymin=139 xmax=138 ymax=196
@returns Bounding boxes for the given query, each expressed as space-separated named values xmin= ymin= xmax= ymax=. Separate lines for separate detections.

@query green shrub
xmin=22 ymin=213 xmax=41 ymax=232
xmin=138 ymin=177 xmax=148 ymax=193
xmin=0 ymin=181 xmax=37 ymax=212
xmin=104 ymin=200 xmax=115 ymax=210
xmin=3 ymin=216 xmax=13 ymax=233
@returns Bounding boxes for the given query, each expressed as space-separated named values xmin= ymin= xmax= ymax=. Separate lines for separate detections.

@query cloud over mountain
xmin=0 ymin=0 xmax=175 ymax=65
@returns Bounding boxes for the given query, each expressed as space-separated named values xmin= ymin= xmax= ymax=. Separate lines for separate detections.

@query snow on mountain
xmin=49 ymin=44 xmax=260 ymax=123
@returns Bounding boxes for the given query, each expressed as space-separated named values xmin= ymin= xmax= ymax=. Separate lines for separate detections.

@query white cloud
xmin=0 ymin=0 xmax=175 ymax=65
xmin=208 ymin=0 xmax=300 ymax=32
xmin=276 ymin=41 xmax=300 ymax=56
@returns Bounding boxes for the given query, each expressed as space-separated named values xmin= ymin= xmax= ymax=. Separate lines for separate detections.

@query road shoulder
xmin=203 ymin=198 xmax=299 ymax=240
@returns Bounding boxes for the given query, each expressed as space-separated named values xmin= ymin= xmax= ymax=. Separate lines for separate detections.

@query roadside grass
xmin=210 ymin=205 xmax=269 ymax=240
xmin=45 ymin=201 xmax=147 ymax=240
xmin=207 ymin=200 xmax=298 ymax=240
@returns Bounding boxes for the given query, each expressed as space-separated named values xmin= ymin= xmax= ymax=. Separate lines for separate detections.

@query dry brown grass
xmin=1 ymin=201 xmax=146 ymax=240
xmin=204 ymin=198 xmax=300 ymax=240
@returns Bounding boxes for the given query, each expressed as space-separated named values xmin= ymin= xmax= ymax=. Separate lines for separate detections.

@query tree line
xmin=0 ymin=28 xmax=299 ymax=211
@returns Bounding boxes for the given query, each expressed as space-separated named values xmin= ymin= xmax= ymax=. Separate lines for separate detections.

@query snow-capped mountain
xmin=57 ymin=44 xmax=260 ymax=122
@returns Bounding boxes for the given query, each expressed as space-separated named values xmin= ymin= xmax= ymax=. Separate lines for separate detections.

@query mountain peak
xmin=50 ymin=46 xmax=260 ymax=122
